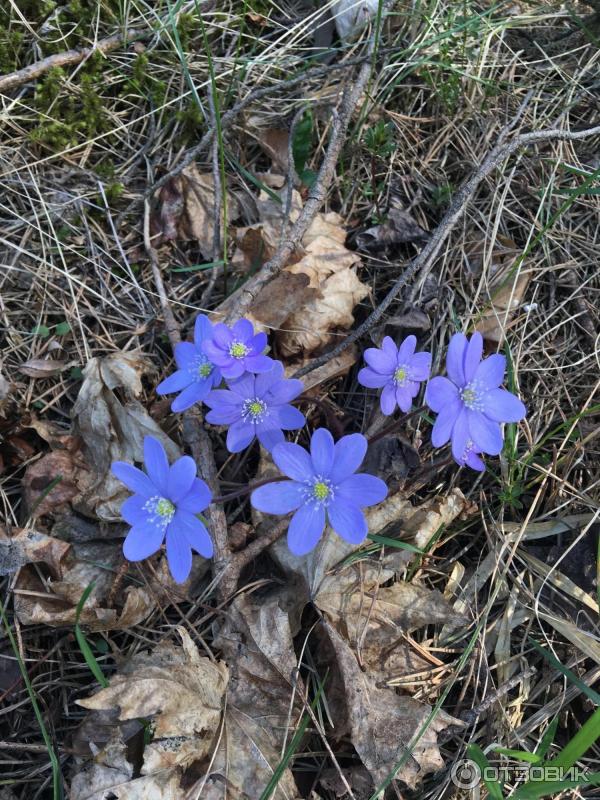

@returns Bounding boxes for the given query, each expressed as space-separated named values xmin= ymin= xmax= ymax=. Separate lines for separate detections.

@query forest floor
xmin=0 ymin=1 xmax=599 ymax=799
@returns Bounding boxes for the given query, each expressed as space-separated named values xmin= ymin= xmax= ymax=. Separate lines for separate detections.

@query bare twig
xmin=294 ymin=120 xmax=600 ymax=379
xmin=200 ymin=91 xmax=225 ymax=308
xmin=223 ymin=51 xmax=374 ymax=323
xmin=0 ymin=1 xmax=215 ymax=94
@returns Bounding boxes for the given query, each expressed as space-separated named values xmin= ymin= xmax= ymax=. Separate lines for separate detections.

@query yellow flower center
xmin=313 ymin=481 xmax=330 ymax=500
xmin=243 ymin=398 xmax=267 ymax=421
xmin=230 ymin=341 xmax=249 ymax=359
xmin=198 ymin=361 xmax=212 ymax=378
xmin=157 ymin=498 xmax=175 ymax=518
xmin=394 ymin=366 xmax=408 ymax=385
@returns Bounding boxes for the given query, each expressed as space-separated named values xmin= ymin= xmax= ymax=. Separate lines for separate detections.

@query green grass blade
xmin=513 ymin=771 xmax=600 ymax=799
xmin=528 ymin=638 xmax=600 ymax=705
xmin=75 ymin=582 xmax=109 ymax=688
xmin=467 ymin=745 xmax=504 ymax=799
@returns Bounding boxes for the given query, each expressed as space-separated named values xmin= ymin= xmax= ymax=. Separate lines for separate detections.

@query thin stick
xmin=223 ymin=46 xmax=375 ymax=322
xmin=293 ymin=120 xmax=600 ymax=379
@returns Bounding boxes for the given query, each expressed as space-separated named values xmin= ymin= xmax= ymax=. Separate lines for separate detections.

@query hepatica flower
xmin=358 ymin=335 xmax=431 ymax=414
xmin=202 ymin=318 xmax=273 ymax=379
xmin=251 ymin=428 xmax=388 ymax=555
xmin=112 ymin=436 xmax=213 ymax=583
xmin=205 ymin=361 xmax=305 ymax=453
xmin=157 ymin=314 xmax=222 ymax=412
xmin=425 ymin=331 xmax=526 ymax=464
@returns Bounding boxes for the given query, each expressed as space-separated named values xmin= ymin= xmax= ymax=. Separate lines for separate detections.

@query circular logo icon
xmin=451 ymin=759 xmax=481 ymax=790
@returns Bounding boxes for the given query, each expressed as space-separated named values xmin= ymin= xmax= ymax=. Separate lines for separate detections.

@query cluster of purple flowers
xmin=112 ymin=314 xmax=526 ymax=582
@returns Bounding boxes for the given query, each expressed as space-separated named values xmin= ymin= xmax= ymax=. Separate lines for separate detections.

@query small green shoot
xmin=75 ymin=582 xmax=109 ymax=688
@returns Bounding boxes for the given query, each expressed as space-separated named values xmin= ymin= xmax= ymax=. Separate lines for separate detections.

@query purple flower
xmin=358 ymin=335 xmax=431 ymax=415
xmin=205 ymin=361 xmax=305 ymax=453
xmin=111 ymin=436 xmax=213 ymax=583
xmin=202 ymin=318 xmax=274 ymax=379
xmin=157 ymin=314 xmax=222 ymax=412
xmin=455 ymin=439 xmax=485 ymax=472
xmin=251 ymin=428 xmax=388 ymax=555
xmin=425 ymin=331 xmax=526 ymax=462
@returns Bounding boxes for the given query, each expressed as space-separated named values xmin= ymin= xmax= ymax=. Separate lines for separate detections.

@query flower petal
xmin=287 ymin=503 xmax=326 ymax=555
xmin=251 ymin=480 xmax=305 ymax=514
xmin=194 ymin=314 xmax=213 ymax=345
xmin=395 ymin=386 xmax=413 ymax=413
xmin=446 ymin=332 xmax=467 ymax=386
xmin=311 ymin=428 xmax=335 ymax=475
xmin=450 ymin=408 xmax=470 ymax=463
xmin=275 ymin=404 xmax=305 ymax=430
xmin=463 ymin=332 xmax=483 ymax=382
xmin=364 ymin=347 xmax=395 ymax=374
xmin=171 ymin=380 xmax=211 ymax=413
xmin=337 ymin=474 xmax=387 ymax=507
xmin=112 ymin=462 xmax=157 ymax=497
xmin=397 ymin=335 xmax=417 ymax=363
xmin=232 ymin=318 xmax=254 ymax=342
xmin=205 ymin=406 xmax=242 ymax=425
xmin=226 ymin=372 xmax=255 ymax=398
xmin=120 ymin=495 xmax=147 ymax=526
xmin=165 ymin=526 xmax=192 ymax=583
xmin=226 ymin=419 xmax=256 ymax=453
xmin=482 ymin=388 xmax=526 ymax=423
xmin=327 ymin=501 xmax=367 ymax=545
xmin=250 ymin=331 xmax=267 ymax=353
xmin=174 ymin=341 xmax=197 ymax=370
xmin=244 ymin=354 xmax=274 ymax=373
xmin=381 ymin=336 xmax=398 ymax=359
xmin=330 ymin=433 xmax=367 ymax=483
xmin=408 ymin=351 xmax=431 ymax=381
xmin=474 ymin=353 xmax=505 ymax=391
xmin=358 ymin=367 xmax=389 ymax=389
xmin=266 ymin=377 xmax=303 ymax=404
xmin=205 ymin=389 xmax=243 ymax=408
xmin=465 ymin=450 xmax=486 ymax=471
xmin=144 ymin=437 xmax=170 ymax=493
xmin=380 ymin=383 xmax=396 ymax=415
xmin=212 ymin=323 xmax=232 ymax=349
xmin=255 ymin=362 xmax=284 ymax=395
xmin=172 ymin=510 xmax=213 ymax=559
xmin=221 ymin=360 xmax=246 ymax=379
xmin=178 ymin=478 xmax=211 ymax=513
xmin=157 ymin=369 xmax=193 ymax=396
xmin=425 ymin=376 xmax=458 ymax=412
xmin=431 ymin=398 xmax=461 ymax=447
xmin=257 ymin=426 xmax=284 ymax=452
xmin=123 ymin=523 xmax=165 ymax=561
xmin=167 ymin=455 xmax=196 ymax=502
xmin=203 ymin=340 xmax=230 ymax=366
xmin=467 ymin=409 xmax=503 ymax=455
xmin=272 ymin=442 xmax=313 ymax=481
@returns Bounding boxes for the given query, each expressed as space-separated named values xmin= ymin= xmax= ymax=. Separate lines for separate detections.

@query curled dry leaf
xmin=19 ymin=357 xmax=68 ymax=378
xmin=152 ymin=164 xmax=239 ymax=260
xmin=0 ymin=527 xmax=70 ymax=578
xmin=72 ymin=629 xmax=228 ymax=799
xmin=72 ymin=351 xmax=179 ymax=520
xmin=204 ymin=594 xmax=302 ymax=799
xmin=22 ymin=450 xmax=81 ymax=517
xmin=331 ymin=0 xmax=382 ymax=40
xmin=467 ymin=235 xmax=532 ymax=344
xmin=356 ymin=205 xmax=429 ymax=251
xmin=12 ymin=534 xmax=154 ymax=631
xmin=319 ymin=621 xmax=461 ymax=789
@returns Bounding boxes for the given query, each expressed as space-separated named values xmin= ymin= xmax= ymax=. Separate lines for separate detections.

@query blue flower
xmin=358 ymin=335 xmax=431 ymax=415
xmin=251 ymin=428 xmax=388 ymax=555
xmin=455 ymin=439 xmax=485 ymax=472
xmin=111 ymin=436 xmax=213 ymax=583
xmin=205 ymin=361 xmax=305 ymax=453
xmin=157 ymin=314 xmax=222 ymax=412
xmin=425 ymin=331 xmax=526 ymax=462
xmin=202 ymin=318 xmax=274 ymax=379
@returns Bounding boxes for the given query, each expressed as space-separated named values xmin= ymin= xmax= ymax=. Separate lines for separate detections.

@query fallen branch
xmin=0 ymin=0 xmax=214 ymax=95
xmin=293 ymin=120 xmax=600 ymax=378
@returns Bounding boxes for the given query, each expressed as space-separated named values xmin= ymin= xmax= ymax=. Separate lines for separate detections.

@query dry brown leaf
xmin=19 ymin=357 xmax=68 ymax=378
xmin=22 ymin=450 xmax=81 ymax=517
xmin=72 ymin=351 xmax=179 ymax=520
xmin=251 ymin=271 xmax=320 ymax=329
xmin=247 ymin=117 xmax=290 ymax=172
xmin=468 ymin=235 xmax=532 ymax=343
xmin=320 ymin=621 xmax=460 ymax=789
xmin=331 ymin=0 xmax=381 ymax=40
xmin=356 ymin=205 xmax=429 ymax=251
xmin=0 ymin=527 xmax=70 ymax=577
xmin=13 ymin=536 xmax=154 ymax=630
xmin=288 ymin=347 xmax=358 ymax=393
xmin=0 ymin=368 xmax=13 ymax=416
xmin=206 ymin=594 xmax=302 ymax=798
xmin=152 ymin=164 xmax=239 ymax=260
xmin=78 ymin=627 xmax=227 ymax=749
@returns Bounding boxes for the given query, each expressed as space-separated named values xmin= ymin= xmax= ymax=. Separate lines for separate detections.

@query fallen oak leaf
xmin=22 ymin=450 xmax=81 ymax=517
xmin=19 ymin=357 xmax=69 ymax=377
xmin=0 ymin=527 xmax=70 ymax=577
